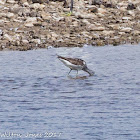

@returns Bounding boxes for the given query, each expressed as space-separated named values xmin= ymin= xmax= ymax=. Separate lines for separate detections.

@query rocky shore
xmin=0 ymin=0 xmax=140 ymax=51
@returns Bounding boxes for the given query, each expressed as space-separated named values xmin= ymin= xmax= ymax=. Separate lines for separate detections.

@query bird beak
xmin=83 ymin=66 xmax=94 ymax=76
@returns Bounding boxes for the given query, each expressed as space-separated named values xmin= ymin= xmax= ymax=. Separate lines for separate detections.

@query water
xmin=0 ymin=44 xmax=140 ymax=140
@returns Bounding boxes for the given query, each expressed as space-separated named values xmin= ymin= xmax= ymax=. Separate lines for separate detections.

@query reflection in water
xmin=0 ymin=45 xmax=140 ymax=140
xmin=68 ymin=75 xmax=88 ymax=80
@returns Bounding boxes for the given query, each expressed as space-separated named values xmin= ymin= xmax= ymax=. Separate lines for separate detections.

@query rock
xmin=4 ymin=34 xmax=13 ymax=42
xmin=51 ymin=32 xmax=59 ymax=41
xmin=0 ymin=30 xmax=3 ymax=36
xmin=30 ymin=3 xmax=45 ymax=10
xmin=127 ymin=3 xmax=136 ymax=10
xmin=86 ymin=5 xmax=98 ymax=13
xmin=0 ymin=13 xmax=7 ymax=18
xmin=22 ymin=39 xmax=29 ymax=44
xmin=89 ymin=0 xmax=102 ymax=5
xmin=120 ymin=27 xmax=133 ymax=33
xmin=82 ymin=19 xmax=91 ymax=25
xmin=74 ymin=12 xmax=96 ymax=19
xmin=98 ymin=8 xmax=107 ymax=14
xmin=31 ymin=39 xmax=41 ymax=44
xmin=25 ymin=17 xmax=38 ymax=27
xmin=104 ymin=1 xmax=114 ymax=8
xmin=0 ymin=0 xmax=6 ymax=4
xmin=6 ymin=12 xmax=15 ymax=19
xmin=26 ymin=17 xmax=37 ymax=22
xmin=23 ymin=2 xmax=29 ymax=7
xmin=132 ymin=30 xmax=140 ymax=36
xmin=41 ymin=11 xmax=51 ymax=20
xmin=32 ymin=0 xmax=44 ymax=4
xmin=102 ymin=31 xmax=114 ymax=36
xmin=52 ymin=16 xmax=65 ymax=22
xmin=7 ymin=0 xmax=16 ymax=4
xmin=122 ymin=17 xmax=132 ymax=20
xmin=88 ymin=24 xmax=105 ymax=31
xmin=108 ymin=24 xmax=120 ymax=30
xmin=9 ymin=5 xmax=21 ymax=14
xmin=25 ymin=22 xmax=34 ymax=27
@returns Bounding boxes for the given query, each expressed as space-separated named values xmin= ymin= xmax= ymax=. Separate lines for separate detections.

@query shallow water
xmin=0 ymin=44 xmax=140 ymax=140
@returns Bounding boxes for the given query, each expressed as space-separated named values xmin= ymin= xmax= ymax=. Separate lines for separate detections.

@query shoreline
xmin=0 ymin=0 xmax=140 ymax=51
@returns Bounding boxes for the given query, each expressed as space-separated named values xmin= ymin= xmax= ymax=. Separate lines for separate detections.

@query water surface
xmin=0 ymin=45 xmax=140 ymax=140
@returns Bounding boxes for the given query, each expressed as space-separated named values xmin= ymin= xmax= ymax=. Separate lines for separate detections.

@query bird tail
xmin=57 ymin=55 xmax=64 ymax=59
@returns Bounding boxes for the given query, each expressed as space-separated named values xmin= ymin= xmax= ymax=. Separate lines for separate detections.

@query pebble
xmin=0 ymin=0 xmax=139 ymax=50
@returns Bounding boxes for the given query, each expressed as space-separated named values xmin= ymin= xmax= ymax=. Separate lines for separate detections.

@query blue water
xmin=0 ymin=44 xmax=140 ymax=140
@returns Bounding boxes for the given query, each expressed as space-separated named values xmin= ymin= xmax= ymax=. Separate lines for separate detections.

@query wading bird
xmin=58 ymin=55 xmax=94 ymax=76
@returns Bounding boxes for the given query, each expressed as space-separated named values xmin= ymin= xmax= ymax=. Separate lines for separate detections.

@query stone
xmin=30 ymin=3 xmax=45 ymax=10
xmin=26 ymin=17 xmax=37 ymax=22
xmin=120 ymin=27 xmax=133 ymax=33
xmin=88 ymin=24 xmax=105 ymax=31
xmin=6 ymin=12 xmax=15 ymax=19
xmin=23 ymin=2 xmax=29 ymax=7
xmin=25 ymin=22 xmax=34 ymax=27
xmin=4 ymin=34 xmax=13 ymax=42
xmin=31 ymin=39 xmax=41 ymax=44
xmin=7 ymin=0 xmax=16 ymax=4
xmin=98 ymin=8 xmax=107 ymax=14
xmin=32 ymin=0 xmax=44 ymax=4
xmin=102 ymin=31 xmax=114 ymax=36
xmin=89 ymin=0 xmax=102 ymax=5
xmin=41 ymin=11 xmax=51 ymax=20
xmin=74 ymin=12 xmax=96 ymax=19
xmin=127 ymin=3 xmax=136 ymax=10
xmin=22 ymin=39 xmax=29 ymax=44
xmin=0 ymin=0 xmax=6 ymax=4
xmin=86 ymin=5 xmax=98 ymax=13
xmin=108 ymin=24 xmax=120 ymax=30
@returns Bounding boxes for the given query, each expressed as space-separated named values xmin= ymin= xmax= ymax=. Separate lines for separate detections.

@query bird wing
xmin=58 ymin=56 xmax=85 ymax=66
